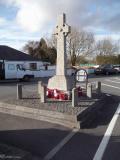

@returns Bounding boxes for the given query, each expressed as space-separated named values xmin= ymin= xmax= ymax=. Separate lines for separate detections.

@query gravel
xmin=1 ymin=92 xmax=103 ymax=115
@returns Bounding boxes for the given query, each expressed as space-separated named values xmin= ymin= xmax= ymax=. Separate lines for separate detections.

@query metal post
xmin=17 ymin=84 xmax=22 ymax=99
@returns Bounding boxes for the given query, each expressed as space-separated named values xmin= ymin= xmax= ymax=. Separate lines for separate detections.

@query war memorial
xmin=0 ymin=13 xmax=104 ymax=129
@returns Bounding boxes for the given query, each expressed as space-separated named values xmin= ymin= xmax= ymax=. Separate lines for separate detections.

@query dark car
xmin=94 ymin=64 xmax=118 ymax=75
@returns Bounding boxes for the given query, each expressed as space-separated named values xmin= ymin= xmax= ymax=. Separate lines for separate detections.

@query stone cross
xmin=54 ymin=13 xmax=70 ymax=76
xmin=47 ymin=13 xmax=75 ymax=91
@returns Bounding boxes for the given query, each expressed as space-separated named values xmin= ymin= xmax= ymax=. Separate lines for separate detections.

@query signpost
xmin=75 ymin=69 xmax=88 ymax=89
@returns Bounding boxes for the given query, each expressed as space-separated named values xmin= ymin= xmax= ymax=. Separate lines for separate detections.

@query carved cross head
xmin=54 ymin=13 xmax=71 ymax=37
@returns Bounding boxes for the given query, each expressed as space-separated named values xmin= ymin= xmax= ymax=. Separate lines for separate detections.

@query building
xmin=0 ymin=45 xmax=52 ymax=80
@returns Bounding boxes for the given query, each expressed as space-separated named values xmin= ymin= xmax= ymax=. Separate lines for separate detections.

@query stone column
xmin=38 ymin=81 xmax=43 ymax=95
xmin=41 ymin=85 xmax=46 ymax=103
xmin=55 ymin=13 xmax=70 ymax=76
xmin=96 ymin=81 xmax=101 ymax=95
xmin=72 ymin=88 xmax=78 ymax=107
xmin=47 ymin=13 xmax=75 ymax=91
xmin=87 ymin=83 xmax=92 ymax=98
xmin=17 ymin=84 xmax=22 ymax=99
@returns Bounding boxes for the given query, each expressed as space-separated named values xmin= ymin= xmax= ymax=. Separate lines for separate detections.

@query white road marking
xmin=102 ymin=83 xmax=120 ymax=90
xmin=44 ymin=128 xmax=78 ymax=160
xmin=93 ymin=103 xmax=120 ymax=160
xmin=105 ymin=79 xmax=120 ymax=84
xmin=106 ymin=94 xmax=111 ymax=96
xmin=113 ymin=77 xmax=120 ymax=80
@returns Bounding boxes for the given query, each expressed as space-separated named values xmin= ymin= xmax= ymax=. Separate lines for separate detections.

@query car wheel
xmin=23 ymin=75 xmax=30 ymax=81
xmin=115 ymin=71 xmax=118 ymax=74
xmin=95 ymin=73 xmax=98 ymax=75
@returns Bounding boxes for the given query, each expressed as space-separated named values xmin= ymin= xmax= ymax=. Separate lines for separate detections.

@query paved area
xmin=52 ymin=97 xmax=119 ymax=160
xmin=0 ymin=75 xmax=119 ymax=160
xmin=89 ymin=75 xmax=120 ymax=96
xmin=0 ymin=113 xmax=70 ymax=159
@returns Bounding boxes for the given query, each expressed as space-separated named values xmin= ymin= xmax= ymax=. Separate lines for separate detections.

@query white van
xmin=0 ymin=60 xmax=56 ymax=80
xmin=0 ymin=61 xmax=42 ymax=80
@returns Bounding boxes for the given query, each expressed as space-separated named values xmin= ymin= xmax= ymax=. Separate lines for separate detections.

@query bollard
xmin=17 ymin=84 xmax=22 ymax=99
xmin=87 ymin=83 xmax=92 ymax=98
xmin=96 ymin=81 xmax=101 ymax=95
xmin=41 ymin=85 xmax=46 ymax=103
xmin=72 ymin=88 xmax=78 ymax=107
xmin=38 ymin=81 xmax=43 ymax=95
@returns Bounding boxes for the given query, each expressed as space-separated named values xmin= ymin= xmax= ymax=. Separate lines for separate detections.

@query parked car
xmin=94 ymin=64 xmax=118 ymax=75
xmin=113 ymin=65 xmax=120 ymax=73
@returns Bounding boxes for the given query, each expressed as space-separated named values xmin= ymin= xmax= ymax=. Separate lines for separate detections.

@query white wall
xmin=37 ymin=68 xmax=75 ymax=77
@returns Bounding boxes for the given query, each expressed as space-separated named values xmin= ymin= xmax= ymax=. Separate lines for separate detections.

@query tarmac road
xmin=0 ymin=75 xmax=119 ymax=160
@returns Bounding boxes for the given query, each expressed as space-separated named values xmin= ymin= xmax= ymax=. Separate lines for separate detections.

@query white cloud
xmin=95 ymin=34 xmax=120 ymax=41
xmin=2 ymin=0 xmax=120 ymax=33
xmin=1 ymin=0 xmax=120 ymax=49
xmin=3 ymin=0 xmax=56 ymax=32
xmin=3 ymin=0 xmax=85 ymax=32
xmin=15 ymin=1 xmax=52 ymax=32
xmin=0 ymin=17 xmax=7 ymax=26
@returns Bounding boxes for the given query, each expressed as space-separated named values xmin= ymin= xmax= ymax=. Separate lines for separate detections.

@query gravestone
xmin=48 ymin=13 xmax=75 ymax=91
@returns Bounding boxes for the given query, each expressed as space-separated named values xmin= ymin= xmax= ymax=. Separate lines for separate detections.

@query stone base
xmin=47 ymin=75 xmax=75 ymax=91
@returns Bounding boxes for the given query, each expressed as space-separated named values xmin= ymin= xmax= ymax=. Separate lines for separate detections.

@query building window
xmin=29 ymin=63 xmax=37 ymax=70
xmin=8 ymin=64 xmax=15 ymax=70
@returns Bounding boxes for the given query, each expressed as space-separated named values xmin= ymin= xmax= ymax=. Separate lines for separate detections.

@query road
xmin=0 ymin=75 xmax=119 ymax=160
xmin=89 ymin=75 xmax=120 ymax=96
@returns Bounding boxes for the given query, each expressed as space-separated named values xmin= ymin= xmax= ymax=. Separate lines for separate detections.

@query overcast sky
xmin=0 ymin=0 xmax=120 ymax=50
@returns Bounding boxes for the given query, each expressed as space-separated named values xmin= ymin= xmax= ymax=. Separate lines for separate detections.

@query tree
xmin=96 ymin=55 xmax=119 ymax=65
xmin=47 ymin=47 xmax=57 ymax=64
xmin=23 ymin=38 xmax=57 ymax=64
xmin=46 ymin=34 xmax=57 ymax=49
xmin=47 ymin=27 xmax=95 ymax=66
xmin=76 ymin=56 xmax=89 ymax=64
xmin=95 ymin=39 xmax=119 ymax=64
xmin=23 ymin=41 xmax=37 ymax=57
xmin=95 ymin=39 xmax=118 ymax=56
xmin=67 ymin=27 xmax=95 ymax=66
xmin=117 ymin=54 xmax=120 ymax=64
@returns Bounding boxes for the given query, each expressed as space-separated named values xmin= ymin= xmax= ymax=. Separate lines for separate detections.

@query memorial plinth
xmin=48 ymin=13 xmax=75 ymax=91
xmin=48 ymin=75 xmax=75 ymax=91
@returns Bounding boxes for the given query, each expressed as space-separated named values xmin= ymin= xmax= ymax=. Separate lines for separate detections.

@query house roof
xmin=0 ymin=45 xmax=40 ymax=61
